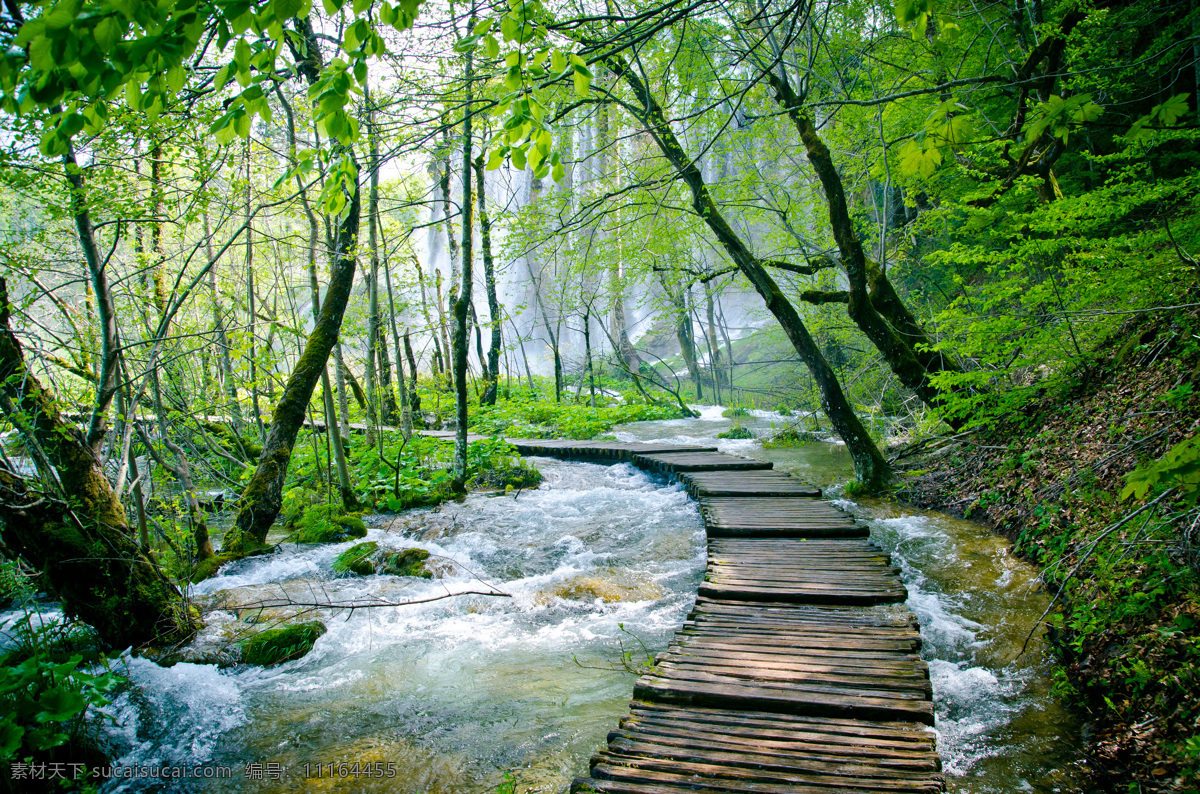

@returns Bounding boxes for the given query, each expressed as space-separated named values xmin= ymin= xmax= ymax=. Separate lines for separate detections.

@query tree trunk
xmin=451 ymin=45 xmax=475 ymax=487
xmin=414 ymin=259 xmax=442 ymax=377
xmin=473 ymin=156 xmax=502 ymax=406
xmin=61 ymin=140 xmax=119 ymax=456
xmin=203 ymin=212 xmax=243 ymax=431
xmin=768 ymin=72 xmax=963 ymax=424
xmin=611 ymin=57 xmax=887 ymax=489
xmin=225 ymin=19 xmax=364 ymax=552
xmin=0 ymin=278 xmax=188 ymax=648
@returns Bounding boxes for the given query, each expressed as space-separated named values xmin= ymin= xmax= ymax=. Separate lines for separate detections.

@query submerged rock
xmin=240 ymin=621 xmax=326 ymax=666
xmin=332 ymin=541 xmax=378 ymax=576
xmin=538 ymin=572 xmax=664 ymax=604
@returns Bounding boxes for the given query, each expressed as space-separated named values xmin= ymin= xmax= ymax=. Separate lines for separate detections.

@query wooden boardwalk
xmin=503 ymin=438 xmax=943 ymax=793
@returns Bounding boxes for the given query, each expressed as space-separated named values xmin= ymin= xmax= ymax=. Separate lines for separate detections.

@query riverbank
xmin=896 ymin=309 xmax=1200 ymax=792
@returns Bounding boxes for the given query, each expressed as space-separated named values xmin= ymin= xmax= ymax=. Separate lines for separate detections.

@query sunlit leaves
xmin=1127 ymin=93 xmax=1191 ymax=142
xmin=899 ymin=138 xmax=943 ymax=179
xmin=1026 ymin=94 xmax=1103 ymax=145
xmin=897 ymin=100 xmax=973 ymax=179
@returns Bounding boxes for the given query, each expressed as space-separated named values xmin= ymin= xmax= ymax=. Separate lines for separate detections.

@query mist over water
xmin=4 ymin=406 xmax=1081 ymax=791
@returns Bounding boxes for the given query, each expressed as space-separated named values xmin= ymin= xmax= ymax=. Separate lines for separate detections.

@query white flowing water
xmin=16 ymin=406 xmax=1081 ymax=791
xmin=96 ymin=461 xmax=706 ymax=792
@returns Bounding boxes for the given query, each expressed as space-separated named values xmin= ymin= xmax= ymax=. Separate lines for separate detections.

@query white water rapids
xmin=1 ymin=407 xmax=1083 ymax=792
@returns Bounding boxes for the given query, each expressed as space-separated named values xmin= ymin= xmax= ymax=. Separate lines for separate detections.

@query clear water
xmin=6 ymin=406 xmax=1081 ymax=791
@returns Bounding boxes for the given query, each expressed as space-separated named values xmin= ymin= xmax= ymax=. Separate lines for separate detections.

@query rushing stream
xmin=3 ymin=407 xmax=1083 ymax=792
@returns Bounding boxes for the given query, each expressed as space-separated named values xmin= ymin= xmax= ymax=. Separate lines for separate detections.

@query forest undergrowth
xmin=898 ymin=309 xmax=1200 ymax=792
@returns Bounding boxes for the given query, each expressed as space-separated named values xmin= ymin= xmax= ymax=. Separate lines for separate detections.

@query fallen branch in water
xmin=225 ymin=588 xmax=511 ymax=618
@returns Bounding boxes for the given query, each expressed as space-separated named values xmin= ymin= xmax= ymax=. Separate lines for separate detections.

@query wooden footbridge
xmin=504 ymin=439 xmax=944 ymax=794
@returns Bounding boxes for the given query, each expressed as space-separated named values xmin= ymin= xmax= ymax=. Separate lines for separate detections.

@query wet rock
xmin=537 ymin=572 xmax=664 ymax=604
xmin=332 ymin=542 xmax=378 ymax=576
xmin=240 ymin=621 xmax=326 ymax=666
xmin=379 ymin=548 xmax=434 ymax=578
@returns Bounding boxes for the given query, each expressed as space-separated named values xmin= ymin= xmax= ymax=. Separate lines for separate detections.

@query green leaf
xmin=275 ymin=0 xmax=304 ymax=20
xmin=234 ymin=38 xmax=252 ymax=69
xmin=93 ymin=16 xmax=121 ymax=50
xmin=550 ymin=50 xmax=567 ymax=74
xmin=44 ymin=0 xmax=82 ymax=32
xmin=504 ymin=65 xmax=522 ymax=91
xmin=485 ymin=146 xmax=507 ymax=170
xmin=0 ymin=721 xmax=23 ymax=760
xmin=510 ymin=145 xmax=526 ymax=170
xmin=1151 ymin=93 xmax=1190 ymax=127
xmin=36 ymin=687 xmax=87 ymax=723
xmin=166 ymin=64 xmax=186 ymax=93
xmin=551 ymin=160 xmax=564 ymax=182
xmin=572 ymin=69 xmax=590 ymax=97
xmin=483 ymin=34 xmax=499 ymax=58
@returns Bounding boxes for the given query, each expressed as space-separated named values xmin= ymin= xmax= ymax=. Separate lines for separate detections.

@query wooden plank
xmin=633 ymin=451 xmax=774 ymax=473
xmin=500 ymin=436 xmax=940 ymax=791
xmin=679 ymin=470 xmax=823 ymax=499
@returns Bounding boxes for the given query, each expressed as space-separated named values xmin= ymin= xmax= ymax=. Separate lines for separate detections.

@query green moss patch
xmin=379 ymin=548 xmax=433 ymax=578
xmin=288 ymin=504 xmax=368 ymax=544
xmin=332 ymin=541 xmax=378 ymax=576
xmin=240 ymin=622 xmax=327 ymax=666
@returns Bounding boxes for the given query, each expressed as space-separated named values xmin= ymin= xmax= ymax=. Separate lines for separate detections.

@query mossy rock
xmin=240 ymin=622 xmax=327 ymax=666
xmin=332 ymin=541 xmax=378 ymax=576
xmin=722 ymin=406 xmax=751 ymax=418
xmin=379 ymin=548 xmax=433 ymax=578
xmin=289 ymin=503 xmax=368 ymax=544
xmin=191 ymin=553 xmax=239 ymax=583
xmin=718 ymin=426 xmax=753 ymax=439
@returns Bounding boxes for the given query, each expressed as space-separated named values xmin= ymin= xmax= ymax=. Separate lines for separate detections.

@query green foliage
xmin=717 ymin=425 xmax=752 ymax=439
xmin=0 ymin=614 xmax=121 ymax=767
xmin=0 ymin=560 xmax=36 ymax=609
xmin=1122 ymin=434 xmax=1200 ymax=505
xmin=470 ymin=395 xmax=682 ymax=439
xmin=240 ymin=621 xmax=326 ymax=666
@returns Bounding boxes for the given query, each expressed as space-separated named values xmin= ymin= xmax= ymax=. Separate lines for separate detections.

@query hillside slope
xmin=898 ymin=309 xmax=1200 ymax=792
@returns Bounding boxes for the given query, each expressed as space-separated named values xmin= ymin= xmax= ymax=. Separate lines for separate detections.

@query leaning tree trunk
xmin=611 ymin=56 xmax=888 ymax=489
xmin=768 ymin=72 xmax=963 ymax=424
xmin=224 ymin=19 xmax=364 ymax=553
xmin=0 ymin=278 xmax=188 ymax=648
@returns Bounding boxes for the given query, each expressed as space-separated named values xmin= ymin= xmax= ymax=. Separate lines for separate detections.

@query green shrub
xmin=717 ymin=426 xmax=753 ymax=439
xmin=289 ymin=504 xmax=367 ymax=544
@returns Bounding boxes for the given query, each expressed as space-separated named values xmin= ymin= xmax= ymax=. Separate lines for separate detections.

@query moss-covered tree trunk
xmin=473 ymin=156 xmax=502 ymax=406
xmin=451 ymin=44 xmax=474 ymax=487
xmin=611 ymin=57 xmax=888 ymax=489
xmin=224 ymin=20 xmax=363 ymax=552
xmin=0 ymin=278 xmax=188 ymax=648
xmin=768 ymin=72 xmax=963 ymax=425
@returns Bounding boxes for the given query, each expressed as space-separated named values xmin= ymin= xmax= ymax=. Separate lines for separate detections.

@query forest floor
xmin=895 ymin=309 xmax=1200 ymax=793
